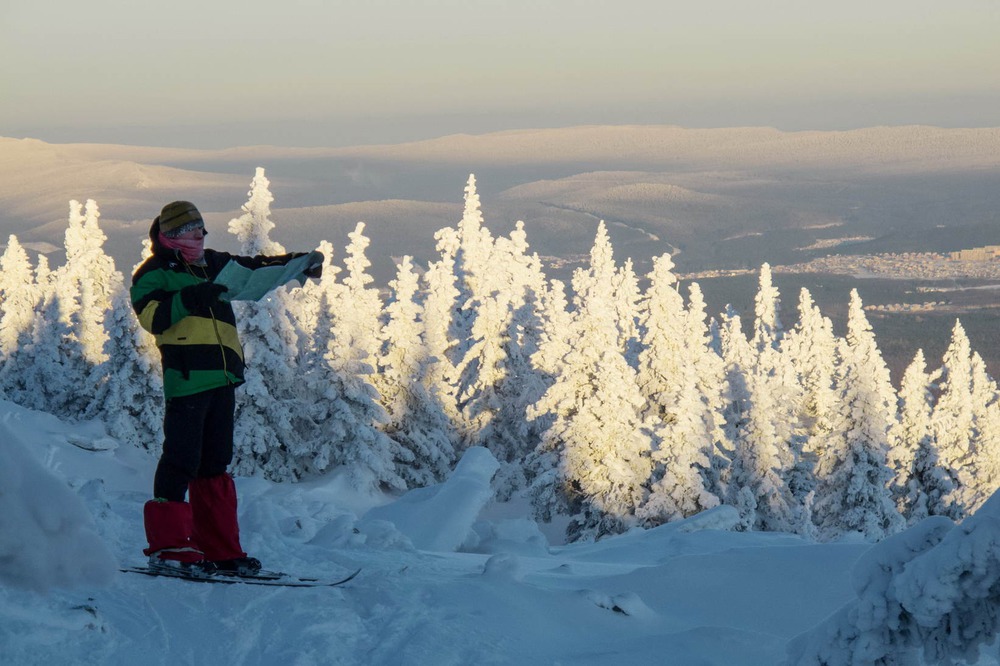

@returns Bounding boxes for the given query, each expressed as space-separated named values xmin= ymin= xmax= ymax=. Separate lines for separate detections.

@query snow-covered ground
xmin=2 ymin=399 xmax=999 ymax=665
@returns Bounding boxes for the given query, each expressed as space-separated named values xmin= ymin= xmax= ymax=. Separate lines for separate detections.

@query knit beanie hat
xmin=158 ymin=201 xmax=204 ymax=238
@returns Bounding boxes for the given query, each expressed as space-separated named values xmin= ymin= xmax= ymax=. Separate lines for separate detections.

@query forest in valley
xmin=1 ymin=169 xmax=996 ymax=544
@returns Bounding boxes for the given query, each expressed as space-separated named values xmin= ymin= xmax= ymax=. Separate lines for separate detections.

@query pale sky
xmin=2 ymin=0 xmax=998 ymax=148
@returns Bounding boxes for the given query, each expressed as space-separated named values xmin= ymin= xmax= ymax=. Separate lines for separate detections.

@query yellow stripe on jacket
xmin=155 ymin=315 xmax=244 ymax=361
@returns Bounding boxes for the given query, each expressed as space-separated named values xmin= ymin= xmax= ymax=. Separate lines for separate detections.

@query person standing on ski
xmin=131 ymin=201 xmax=321 ymax=575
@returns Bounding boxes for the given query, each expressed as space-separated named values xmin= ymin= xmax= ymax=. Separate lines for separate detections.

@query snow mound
xmin=465 ymin=517 xmax=550 ymax=556
xmin=361 ymin=446 xmax=500 ymax=552
xmin=0 ymin=415 xmax=117 ymax=592
xmin=482 ymin=553 xmax=524 ymax=581
xmin=788 ymin=489 xmax=1000 ymax=665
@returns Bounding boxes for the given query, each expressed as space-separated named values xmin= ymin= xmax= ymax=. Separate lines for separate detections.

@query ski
xmin=121 ymin=565 xmax=361 ymax=588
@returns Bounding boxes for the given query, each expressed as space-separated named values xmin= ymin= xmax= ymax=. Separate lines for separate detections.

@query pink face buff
xmin=159 ymin=228 xmax=205 ymax=264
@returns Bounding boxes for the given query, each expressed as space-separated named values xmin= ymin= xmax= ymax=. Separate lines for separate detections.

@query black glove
xmin=179 ymin=282 xmax=228 ymax=312
xmin=303 ymin=251 xmax=324 ymax=279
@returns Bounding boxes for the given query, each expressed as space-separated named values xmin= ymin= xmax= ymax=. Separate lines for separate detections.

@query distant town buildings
xmin=681 ymin=250 xmax=1000 ymax=283
xmin=950 ymin=245 xmax=1000 ymax=261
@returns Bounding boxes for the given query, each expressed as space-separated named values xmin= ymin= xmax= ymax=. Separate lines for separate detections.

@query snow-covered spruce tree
xmin=0 ymin=252 xmax=48 ymax=400
xmin=67 ymin=200 xmax=116 ymax=368
xmin=930 ymin=320 xmax=976 ymax=519
xmin=523 ymin=278 xmax=574 ymax=512
xmin=305 ymin=226 xmax=405 ymax=491
xmin=635 ymin=254 xmax=719 ymax=525
xmin=4 ymin=292 xmax=82 ymax=414
xmin=83 ymin=269 xmax=163 ymax=449
xmin=749 ymin=266 xmax=802 ymax=483
xmin=531 ymin=278 xmax=573 ymax=379
xmin=2 ymin=201 xmax=115 ymax=417
xmin=684 ymin=282 xmax=731 ymax=503
xmin=443 ymin=174 xmax=526 ymax=450
xmin=887 ymin=349 xmax=940 ymax=524
xmin=289 ymin=238 xmax=405 ymax=490
xmin=782 ymin=288 xmax=839 ymax=458
xmin=613 ymin=257 xmax=642 ymax=366
xmin=0 ymin=236 xmax=38 ymax=365
xmin=527 ymin=222 xmax=652 ymax=541
xmin=726 ymin=345 xmax=799 ymax=533
xmin=291 ymin=240 xmax=340 ymax=365
xmin=717 ymin=307 xmax=754 ymax=525
xmin=752 ymin=262 xmax=783 ymax=353
xmin=780 ymin=288 xmax=839 ymax=506
xmin=228 ymin=167 xmax=283 ymax=256
xmin=456 ymin=221 xmax=549 ymax=482
xmin=956 ymin=351 xmax=1000 ymax=515
xmin=342 ymin=223 xmax=385 ymax=384
xmin=226 ymin=170 xmax=318 ymax=479
xmin=378 ymin=255 xmax=455 ymax=486
xmin=420 ymin=248 xmax=463 ymax=434
xmin=447 ymin=175 xmax=495 ymax=370
xmin=811 ymin=290 xmax=904 ymax=542
xmin=493 ymin=222 xmax=550 ymax=459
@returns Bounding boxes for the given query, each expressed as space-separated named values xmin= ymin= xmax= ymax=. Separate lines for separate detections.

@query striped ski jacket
xmin=131 ymin=220 xmax=302 ymax=398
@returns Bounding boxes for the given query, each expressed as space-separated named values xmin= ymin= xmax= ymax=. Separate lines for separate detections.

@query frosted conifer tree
xmin=718 ymin=307 xmax=752 ymax=493
xmin=68 ymin=200 xmax=116 ymax=367
xmin=531 ymin=279 xmax=573 ymax=379
xmin=781 ymin=288 xmax=839 ymax=502
xmin=0 ymin=236 xmax=38 ymax=363
xmin=421 ymin=248 xmax=463 ymax=431
xmin=454 ymin=174 xmax=492 ymax=294
xmin=811 ymin=290 xmax=903 ymax=541
xmin=888 ymin=350 xmax=939 ymax=524
xmin=685 ymin=282 xmax=731 ymax=501
xmin=752 ymin=262 xmax=783 ymax=353
xmin=457 ymin=221 xmax=548 ymax=476
xmin=302 ymin=223 xmax=405 ymax=490
xmin=636 ymin=255 xmax=719 ymax=524
xmin=456 ymin=295 xmax=513 ymax=444
xmin=291 ymin=240 xmax=341 ymax=365
xmin=343 ymin=222 xmax=386 ymax=393
xmin=287 ymin=239 xmax=404 ymax=489
xmin=448 ymin=174 xmax=495 ymax=367
xmin=524 ymin=278 xmax=573 ymax=509
xmin=613 ymin=257 xmax=642 ymax=365
xmin=4 ymin=292 xmax=81 ymax=414
xmin=84 ymin=271 xmax=163 ymax=449
xmin=726 ymin=345 xmax=798 ymax=533
xmin=379 ymin=256 xmax=455 ymax=486
xmin=494 ymin=222 xmax=550 ymax=457
xmin=634 ymin=254 xmax=687 ymax=422
xmin=228 ymin=167 xmax=283 ymax=256
xmin=931 ymin=320 xmax=975 ymax=519
xmin=527 ymin=222 xmax=652 ymax=540
xmin=225 ymin=175 xmax=318 ymax=479
xmin=783 ymin=289 xmax=838 ymax=450
xmin=318 ymin=320 xmax=406 ymax=491
xmin=748 ymin=268 xmax=800 ymax=475
xmin=956 ymin=351 xmax=1000 ymax=514
xmin=4 ymin=201 xmax=113 ymax=417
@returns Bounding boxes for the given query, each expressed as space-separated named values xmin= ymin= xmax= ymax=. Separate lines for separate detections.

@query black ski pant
xmin=153 ymin=384 xmax=237 ymax=502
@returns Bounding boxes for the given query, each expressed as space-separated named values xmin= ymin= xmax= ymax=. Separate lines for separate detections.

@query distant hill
xmin=2 ymin=125 xmax=998 ymax=283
